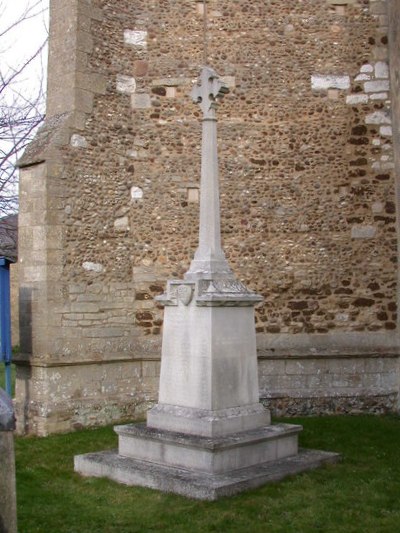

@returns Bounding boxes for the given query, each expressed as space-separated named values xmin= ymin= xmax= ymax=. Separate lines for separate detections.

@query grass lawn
xmin=0 ymin=362 xmax=16 ymax=395
xmin=15 ymin=415 xmax=400 ymax=533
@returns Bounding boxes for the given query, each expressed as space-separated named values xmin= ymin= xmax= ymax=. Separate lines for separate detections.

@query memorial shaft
xmin=186 ymin=67 xmax=232 ymax=280
xmin=198 ymin=117 xmax=221 ymax=258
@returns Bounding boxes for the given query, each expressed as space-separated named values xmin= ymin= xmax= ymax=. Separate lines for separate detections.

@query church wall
xmin=10 ymin=264 xmax=19 ymax=347
xmin=15 ymin=0 xmax=399 ymax=435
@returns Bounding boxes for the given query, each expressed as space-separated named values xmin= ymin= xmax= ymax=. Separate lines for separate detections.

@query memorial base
xmin=74 ymin=422 xmax=340 ymax=500
xmin=147 ymin=403 xmax=271 ymax=437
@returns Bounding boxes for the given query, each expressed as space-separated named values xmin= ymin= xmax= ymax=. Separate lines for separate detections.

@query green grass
xmin=15 ymin=415 xmax=400 ymax=532
xmin=0 ymin=347 xmax=18 ymax=394
xmin=0 ymin=362 xmax=16 ymax=395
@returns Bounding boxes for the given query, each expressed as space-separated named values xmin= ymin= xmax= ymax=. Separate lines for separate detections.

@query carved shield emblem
xmin=177 ymin=285 xmax=193 ymax=306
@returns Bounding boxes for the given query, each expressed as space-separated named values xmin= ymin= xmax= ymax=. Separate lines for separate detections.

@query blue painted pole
xmin=5 ymin=363 xmax=12 ymax=397
xmin=0 ymin=257 xmax=13 ymax=396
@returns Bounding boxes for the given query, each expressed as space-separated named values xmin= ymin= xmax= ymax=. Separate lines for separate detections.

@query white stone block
xmin=375 ymin=61 xmax=389 ymax=78
xmin=355 ymin=74 xmax=370 ymax=81
xmin=327 ymin=89 xmax=339 ymax=100
xmin=360 ymin=64 xmax=374 ymax=73
xmin=372 ymin=201 xmax=384 ymax=213
xmin=351 ymin=225 xmax=377 ymax=239
xmin=70 ymin=134 xmax=88 ymax=148
xmin=166 ymin=86 xmax=177 ymax=98
xmin=364 ymin=80 xmax=390 ymax=92
xmin=380 ymin=126 xmax=393 ymax=137
xmin=131 ymin=186 xmax=143 ymax=200
xmin=365 ymin=111 xmax=391 ymax=124
xmin=187 ymin=188 xmax=199 ymax=203
xmin=346 ymin=94 xmax=368 ymax=105
xmin=114 ymin=217 xmax=129 ymax=231
xmin=116 ymin=75 xmax=137 ymax=94
xmin=284 ymin=24 xmax=295 ymax=33
xmin=370 ymin=92 xmax=388 ymax=100
xmin=220 ymin=76 xmax=236 ymax=89
xmin=327 ymin=0 xmax=356 ymax=5
xmin=152 ymin=77 xmax=189 ymax=87
xmin=82 ymin=262 xmax=104 ymax=273
xmin=131 ymin=93 xmax=151 ymax=109
xmin=197 ymin=2 xmax=205 ymax=15
xmin=311 ymin=74 xmax=350 ymax=91
xmin=124 ymin=30 xmax=147 ymax=47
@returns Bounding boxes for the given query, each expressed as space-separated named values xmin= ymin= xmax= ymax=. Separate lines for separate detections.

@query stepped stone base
xmin=74 ymin=422 xmax=340 ymax=500
xmin=116 ymin=423 xmax=300 ymax=473
xmin=75 ymin=447 xmax=340 ymax=501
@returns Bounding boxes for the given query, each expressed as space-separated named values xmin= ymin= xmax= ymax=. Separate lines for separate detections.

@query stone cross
xmin=186 ymin=67 xmax=232 ymax=280
xmin=74 ymin=65 xmax=339 ymax=501
xmin=191 ymin=66 xmax=229 ymax=120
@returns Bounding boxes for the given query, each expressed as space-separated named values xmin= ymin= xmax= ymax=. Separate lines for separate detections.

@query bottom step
xmin=75 ymin=448 xmax=340 ymax=501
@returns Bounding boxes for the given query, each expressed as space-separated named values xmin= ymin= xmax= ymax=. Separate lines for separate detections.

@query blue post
xmin=0 ymin=257 xmax=13 ymax=396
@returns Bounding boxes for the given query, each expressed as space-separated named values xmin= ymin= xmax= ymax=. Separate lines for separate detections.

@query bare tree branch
xmin=0 ymin=1 xmax=46 ymax=40
xmin=0 ymin=40 xmax=46 ymax=97
xmin=0 ymin=0 xmax=48 ymax=218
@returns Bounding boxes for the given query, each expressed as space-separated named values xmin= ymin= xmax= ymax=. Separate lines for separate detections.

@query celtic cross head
xmin=191 ymin=67 xmax=229 ymax=119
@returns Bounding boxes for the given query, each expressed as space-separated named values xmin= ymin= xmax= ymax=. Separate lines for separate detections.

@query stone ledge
xmin=115 ymin=422 xmax=300 ymax=474
xmin=151 ymin=78 xmax=191 ymax=87
xmin=257 ymin=332 xmax=399 ymax=358
xmin=326 ymin=0 xmax=356 ymax=4
xmin=116 ymin=421 xmax=297 ymax=451
xmin=13 ymin=355 xmax=161 ymax=367
xmin=74 ymin=448 xmax=340 ymax=500
xmin=261 ymin=393 xmax=398 ymax=417
xmin=17 ymin=113 xmax=72 ymax=168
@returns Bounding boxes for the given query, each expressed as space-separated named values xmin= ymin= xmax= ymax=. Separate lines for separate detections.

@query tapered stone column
xmin=75 ymin=68 xmax=340 ymax=500
xmin=185 ymin=67 xmax=232 ymax=279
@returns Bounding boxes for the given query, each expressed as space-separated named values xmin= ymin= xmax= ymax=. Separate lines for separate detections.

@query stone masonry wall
xmin=16 ymin=0 xmax=400 ymax=434
xmin=10 ymin=264 xmax=19 ymax=347
xmin=63 ymin=0 xmax=397 ymax=335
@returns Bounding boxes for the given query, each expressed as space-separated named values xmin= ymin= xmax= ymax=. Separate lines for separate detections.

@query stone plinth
xmin=146 ymin=279 xmax=270 ymax=437
xmin=116 ymin=423 xmax=300 ymax=473
xmin=147 ymin=403 xmax=269 ymax=439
